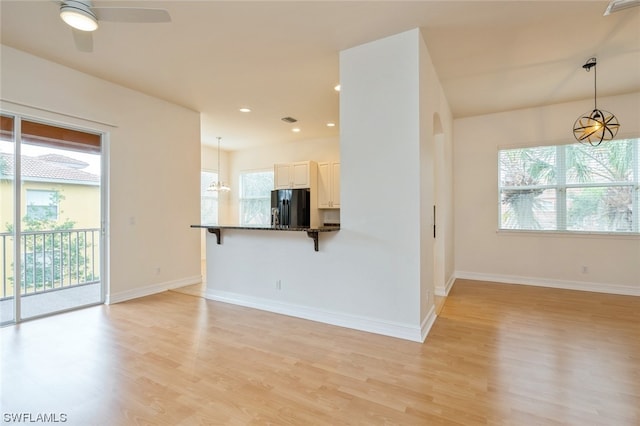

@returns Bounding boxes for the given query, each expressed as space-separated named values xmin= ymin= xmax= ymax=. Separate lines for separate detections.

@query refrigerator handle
xmin=284 ymin=199 xmax=289 ymax=227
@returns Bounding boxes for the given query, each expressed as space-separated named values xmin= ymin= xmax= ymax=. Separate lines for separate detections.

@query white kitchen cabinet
xmin=317 ymin=162 xmax=340 ymax=209
xmin=274 ymin=161 xmax=315 ymax=189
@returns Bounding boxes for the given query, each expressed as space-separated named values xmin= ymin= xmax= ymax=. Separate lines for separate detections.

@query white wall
xmin=1 ymin=45 xmax=202 ymax=303
xmin=205 ymin=29 xmax=451 ymax=342
xmin=340 ymin=28 xmax=423 ymax=329
xmin=417 ymin=28 xmax=455 ymax=316
xmin=454 ymin=92 xmax=640 ymax=295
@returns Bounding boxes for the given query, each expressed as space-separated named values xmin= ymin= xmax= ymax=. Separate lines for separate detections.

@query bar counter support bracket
xmin=208 ymin=228 xmax=221 ymax=244
xmin=196 ymin=226 xmax=330 ymax=252
xmin=306 ymin=231 xmax=319 ymax=252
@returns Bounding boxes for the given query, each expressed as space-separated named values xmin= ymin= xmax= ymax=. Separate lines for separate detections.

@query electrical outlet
xmin=276 ymin=280 xmax=282 ymax=290
xmin=582 ymin=266 xmax=588 ymax=274
xmin=156 ymin=267 xmax=161 ymax=275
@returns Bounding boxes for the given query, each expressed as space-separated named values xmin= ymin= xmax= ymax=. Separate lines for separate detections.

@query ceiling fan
xmin=57 ymin=0 xmax=171 ymax=52
xmin=603 ymin=0 xmax=640 ymax=15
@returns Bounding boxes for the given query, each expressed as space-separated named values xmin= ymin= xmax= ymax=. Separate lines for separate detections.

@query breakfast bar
xmin=191 ymin=225 xmax=340 ymax=251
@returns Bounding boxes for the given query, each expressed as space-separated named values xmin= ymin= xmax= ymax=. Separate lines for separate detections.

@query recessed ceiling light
xmin=292 ymin=128 xmax=301 ymax=133
xmin=334 ymin=84 xmax=341 ymax=92
xmin=326 ymin=122 xmax=336 ymax=127
xmin=239 ymin=108 xmax=251 ymax=113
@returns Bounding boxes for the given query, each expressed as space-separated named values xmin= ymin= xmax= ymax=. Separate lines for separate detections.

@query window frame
xmin=498 ymin=138 xmax=639 ymax=236
xmin=238 ymin=169 xmax=274 ymax=226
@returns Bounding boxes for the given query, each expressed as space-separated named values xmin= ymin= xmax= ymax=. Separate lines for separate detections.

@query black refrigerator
xmin=271 ymin=189 xmax=310 ymax=228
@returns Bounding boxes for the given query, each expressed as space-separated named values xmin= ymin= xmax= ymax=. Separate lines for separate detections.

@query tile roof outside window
xmin=0 ymin=153 xmax=99 ymax=184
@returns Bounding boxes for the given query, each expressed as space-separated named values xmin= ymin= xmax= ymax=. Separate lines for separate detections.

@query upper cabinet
xmin=317 ymin=162 xmax=340 ymax=209
xmin=274 ymin=161 xmax=316 ymax=189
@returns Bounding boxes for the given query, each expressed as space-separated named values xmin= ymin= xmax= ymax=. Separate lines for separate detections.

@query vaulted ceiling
xmin=1 ymin=1 xmax=639 ymax=150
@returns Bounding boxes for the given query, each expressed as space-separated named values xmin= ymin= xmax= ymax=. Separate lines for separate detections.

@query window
xmin=499 ymin=138 xmax=639 ymax=234
xmin=201 ymin=171 xmax=218 ymax=224
xmin=26 ymin=190 xmax=59 ymax=221
xmin=239 ymin=170 xmax=274 ymax=225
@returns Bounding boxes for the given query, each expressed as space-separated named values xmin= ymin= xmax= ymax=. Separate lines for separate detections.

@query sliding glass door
xmin=0 ymin=114 xmax=104 ymax=324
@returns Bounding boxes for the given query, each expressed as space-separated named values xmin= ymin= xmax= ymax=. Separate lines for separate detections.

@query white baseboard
xmin=106 ymin=275 xmax=202 ymax=304
xmin=420 ymin=304 xmax=437 ymax=342
xmin=205 ymin=289 xmax=429 ymax=342
xmin=455 ymin=271 xmax=640 ymax=297
xmin=435 ymin=275 xmax=456 ymax=297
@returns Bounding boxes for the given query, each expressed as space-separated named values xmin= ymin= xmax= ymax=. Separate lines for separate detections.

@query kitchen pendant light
xmin=572 ymin=58 xmax=620 ymax=146
xmin=207 ymin=137 xmax=230 ymax=192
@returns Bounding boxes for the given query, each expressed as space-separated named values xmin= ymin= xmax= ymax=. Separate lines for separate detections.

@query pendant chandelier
xmin=572 ymin=57 xmax=620 ymax=146
xmin=207 ymin=137 xmax=230 ymax=192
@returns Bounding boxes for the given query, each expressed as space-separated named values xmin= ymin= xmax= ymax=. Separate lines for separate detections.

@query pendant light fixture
xmin=207 ymin=137 xmax=230 ymax=192
xmin=572 ymin=57 xmax=620 ymax=146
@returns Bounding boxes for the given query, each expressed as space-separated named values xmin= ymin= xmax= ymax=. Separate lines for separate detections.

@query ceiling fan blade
xmin=72 ymin=29 xmax=93 ymax=52
xmin=604 ymin=0 xmax=640 ymax=15
xmin=93 ymin=7 xmax=171 ymax=23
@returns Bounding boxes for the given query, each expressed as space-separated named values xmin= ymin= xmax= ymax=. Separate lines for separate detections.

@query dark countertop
xmin=191 ymin=224 xmax=340 ymax=232
xmin=191 ymin=224 xmax=339 ymax=251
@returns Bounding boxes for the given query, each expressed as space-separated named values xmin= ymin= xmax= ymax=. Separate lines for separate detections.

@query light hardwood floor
xmin=1 ymin=279 xmax=639 ymax=425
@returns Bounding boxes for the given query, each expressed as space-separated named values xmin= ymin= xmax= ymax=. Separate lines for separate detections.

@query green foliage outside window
xmin=4 ymin=210 xmax=97 ymax=295
xmin=240 ymin=171 xmax=274 ymax=225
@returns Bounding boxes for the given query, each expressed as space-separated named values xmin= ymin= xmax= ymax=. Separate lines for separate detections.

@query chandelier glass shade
xmin=207 ymin=181 xmax=231 ymax=192
xmin=207 ymin=137 xmax=230 ymax=192
xmin=572 ymin=58 xmax=620 ymax=147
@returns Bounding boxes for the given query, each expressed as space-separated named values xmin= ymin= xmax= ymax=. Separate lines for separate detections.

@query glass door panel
xmin=19 ymin=119 xmax=103 ymax=320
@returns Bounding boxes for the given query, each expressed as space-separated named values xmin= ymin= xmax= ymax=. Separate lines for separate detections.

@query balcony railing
xmin=0 ymin=228 xmax=100 ymax=300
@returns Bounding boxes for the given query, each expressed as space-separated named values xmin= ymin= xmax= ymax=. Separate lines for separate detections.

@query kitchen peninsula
xmin=191 ymin=224 xmax=340 ymax=251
